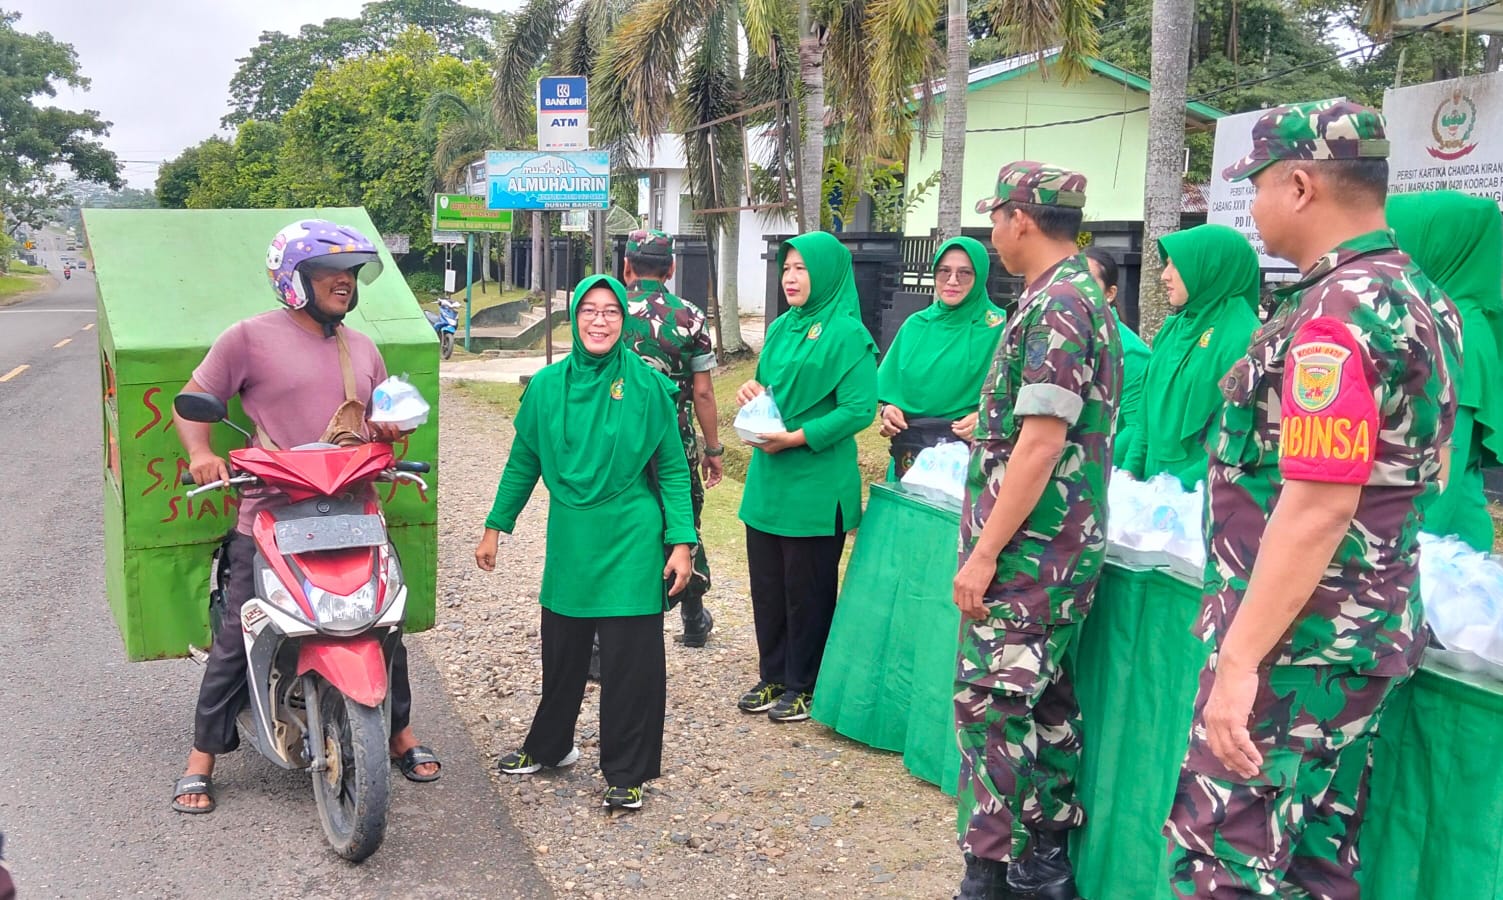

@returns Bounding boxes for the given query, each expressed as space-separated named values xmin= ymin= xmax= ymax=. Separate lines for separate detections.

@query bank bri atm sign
xmin=537 ymin=76 xmax=589 ymax=152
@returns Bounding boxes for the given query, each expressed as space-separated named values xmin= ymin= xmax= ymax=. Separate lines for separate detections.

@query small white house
xmin=632 ymin=131 xmax=798 ymax=317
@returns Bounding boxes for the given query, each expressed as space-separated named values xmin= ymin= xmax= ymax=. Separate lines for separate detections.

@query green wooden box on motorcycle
xmin=85 ymin=207 xmax=439 ymax=662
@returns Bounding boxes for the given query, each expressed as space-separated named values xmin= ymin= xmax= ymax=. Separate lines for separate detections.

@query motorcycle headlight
xmin=307 ymin=578 xmax=379 ymax=632
xmin=259 ymin=567 xmax=301 ymax=616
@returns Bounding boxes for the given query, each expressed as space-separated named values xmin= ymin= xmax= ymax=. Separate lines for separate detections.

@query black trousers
xmin=193 ymin=532 xmax=413 ymax=754
xmin=745 ymin=512 xmax=847 ymax=696
xmin=524 ymin=608 xmax=666 ymax=788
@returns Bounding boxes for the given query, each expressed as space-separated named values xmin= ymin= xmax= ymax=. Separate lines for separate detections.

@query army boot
xmin=956 ymin=853 xmax=1013 ymax=900
xmin=1006 ymin=830 xmax=1080 ymax=900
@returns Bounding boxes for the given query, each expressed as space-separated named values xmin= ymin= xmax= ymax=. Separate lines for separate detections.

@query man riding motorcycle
xmin=170 ymin=219 xmax=441 ymax=813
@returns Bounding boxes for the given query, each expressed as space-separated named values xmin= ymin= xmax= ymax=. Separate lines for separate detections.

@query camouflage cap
xmin=973 ymin=161 xmax=1088 ymax=214
xmin=1223 ymin=99 xmax=1390 ymax=182
xmin=626 ymin=229 xmax=674 ymax=256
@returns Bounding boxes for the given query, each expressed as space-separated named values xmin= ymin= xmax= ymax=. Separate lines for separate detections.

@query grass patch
xmin=431 ymin=284 xmax=529 ymax=316
xmin=451 ymin=379 xmax=525 ymax=416
xmin=9 ymin=263 xmax=47 ymax=275
xmin=0 ymin=273 xmax=44 ymax=301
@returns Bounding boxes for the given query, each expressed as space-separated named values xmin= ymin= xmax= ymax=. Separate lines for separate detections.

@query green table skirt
xmin=813 ymin=482 xmax=1503 ymax=899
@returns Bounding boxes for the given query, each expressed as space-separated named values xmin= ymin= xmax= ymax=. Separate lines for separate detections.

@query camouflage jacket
xmin=1201 ymin=230 xmax=1455 ymax=675
xmin=622 ymin=279 xmax=717 ymax=440
xmin=962 ymin=254 xmax=1123 ymax=628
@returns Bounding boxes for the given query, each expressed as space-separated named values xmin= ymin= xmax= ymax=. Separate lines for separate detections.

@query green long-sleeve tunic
xmin=485 ymin=391 xmax=696 ymax=618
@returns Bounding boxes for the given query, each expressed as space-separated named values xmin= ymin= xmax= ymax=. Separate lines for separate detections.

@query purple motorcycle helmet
xmin=265 ymin=219 xmax=384 ymax=312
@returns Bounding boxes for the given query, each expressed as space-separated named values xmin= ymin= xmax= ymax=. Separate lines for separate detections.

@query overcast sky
xmin=10 ymin=0 xmax=523 ymax=189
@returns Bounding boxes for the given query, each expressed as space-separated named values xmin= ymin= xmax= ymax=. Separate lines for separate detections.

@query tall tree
xmin=223 ymin=0 xmax=500 ymax=127
xmin=1139 ymin=0 xmax=1193 ymax=339
xmin=935 ymin=0 xmax=970 ymax=240
xmin=0 ymin=10 xmax=122 ymax=235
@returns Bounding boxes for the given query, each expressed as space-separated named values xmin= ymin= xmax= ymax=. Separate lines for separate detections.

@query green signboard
xmin=433 ymin=193 xmax=513 ymax=232
xmin=87 ymin=207 xmax=439 ymax=661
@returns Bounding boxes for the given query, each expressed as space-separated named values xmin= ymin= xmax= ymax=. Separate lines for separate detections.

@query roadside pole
xmin=464 ymin=232 xmax=474 ymax=352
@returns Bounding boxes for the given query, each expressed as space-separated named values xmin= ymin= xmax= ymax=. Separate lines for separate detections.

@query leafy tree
xmin=223 ymin=0 xmax=501 ymax=126
xmin=0 ymin=10 xmax=122 ymax=235
xmin=155 ymin=138 xmax=229 ymax=209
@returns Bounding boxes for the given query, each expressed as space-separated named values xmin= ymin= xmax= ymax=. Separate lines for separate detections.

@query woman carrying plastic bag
xmin=877 ymin=236 xmax=1005 ymax=479
xmin=734 ymin=231 xmax=878 ymax=723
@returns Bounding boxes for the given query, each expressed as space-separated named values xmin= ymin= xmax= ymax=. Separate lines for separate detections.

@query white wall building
xmin=632 ymin=132 xmax=798 ymax=317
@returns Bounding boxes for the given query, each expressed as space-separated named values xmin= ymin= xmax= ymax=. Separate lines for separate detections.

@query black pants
xmin=524 ymin=608 xmax=666 ymax=788
xmin=193 ymin=532 xmax=413 ymax=755
xmin=745 ymin=512 xmax=847 ymax=695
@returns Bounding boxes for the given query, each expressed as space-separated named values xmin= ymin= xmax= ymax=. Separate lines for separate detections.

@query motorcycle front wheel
xmin=440 ymin=332 xmax=455 ymax=360
xmin=311 ymin=677 xmax=390 ymax=862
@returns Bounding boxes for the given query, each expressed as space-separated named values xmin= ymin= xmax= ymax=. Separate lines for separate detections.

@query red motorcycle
xmin=174 ymin=392 xmax=428 ymax=861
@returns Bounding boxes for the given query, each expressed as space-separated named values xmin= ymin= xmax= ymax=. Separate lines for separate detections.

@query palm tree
xmin=935 ymin=1 xmax=1103 ymax=240
xmin=594 ymin=0 xmax=783 ymax=355
xmin=1139 ymin=0 xmax=1192 ymax=339
xmin=492 ymin=0 xmax=573 ymax=296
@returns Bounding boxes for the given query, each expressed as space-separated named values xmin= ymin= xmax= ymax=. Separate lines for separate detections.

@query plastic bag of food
xmin=901 ymin=440 xmax=970 ymax=503
xmin=370 ymin=375 xmax=431 ymax=430
xmin=734 ymin=391 xmax=785 ymax=445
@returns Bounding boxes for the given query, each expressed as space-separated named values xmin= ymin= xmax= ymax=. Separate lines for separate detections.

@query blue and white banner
xmin=485 ymin=150 xmax=611 ymax=211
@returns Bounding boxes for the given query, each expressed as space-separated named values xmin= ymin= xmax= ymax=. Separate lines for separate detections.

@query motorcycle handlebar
xmin=395 ymin=461 xmax=430 ymax=474
xmin=181 ymin=472 xmax=195 ymax=485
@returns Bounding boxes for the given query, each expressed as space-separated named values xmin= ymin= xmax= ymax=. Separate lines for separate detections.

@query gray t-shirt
xmin=193 ymin=310 xmax=387 ymax=534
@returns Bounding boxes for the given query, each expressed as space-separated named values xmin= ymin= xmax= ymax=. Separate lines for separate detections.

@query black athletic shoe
xmin=767 ymin=691 xmax=813 ymax=723
xmin=737 ymin=680 xmax=785 ymax=713
xmin=603 ymin=785 xmax=644 ymax=810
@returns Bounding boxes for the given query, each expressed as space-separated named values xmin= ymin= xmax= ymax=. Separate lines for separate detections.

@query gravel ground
xmin=410 ymin=385 xmax=961 ymax=899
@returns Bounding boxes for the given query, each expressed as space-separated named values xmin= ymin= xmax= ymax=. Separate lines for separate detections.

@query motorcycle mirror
xmin=174 ymin=392 xmax=228 ymax=423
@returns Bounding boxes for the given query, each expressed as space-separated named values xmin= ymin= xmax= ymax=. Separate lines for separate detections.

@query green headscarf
xmin=1387 ymin=190 xmax=1503 ymax=464
xmin=515 ymin=274 xmax=678 ymax=508
xmin=758 ymin=231 xmax=878 ymax=420
xmin=1144 ymin=224 xmax=1263 ymax=459
xmin=877 ymin=237 xmax=1005 ymax=420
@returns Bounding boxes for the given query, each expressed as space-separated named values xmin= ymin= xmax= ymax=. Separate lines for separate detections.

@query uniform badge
xmin=1025 ymin=332 xmax=1049 ymax=371
xmin=610 ymin=378 xmax=625 ymax=400
xmin=1198 ymin=328 xmax=1214 ymax=348
xmin=985 ymin=310 xmax=1003 ymax=327
xmin=1290 ymin=341 xmax=1348 ymax=413
xmin=807 ymin=322 xmax=823 ymax=341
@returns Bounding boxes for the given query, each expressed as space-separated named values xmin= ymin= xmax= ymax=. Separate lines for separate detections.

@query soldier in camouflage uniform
xmin=953 ymin=162 xmax=1122 ymax=900
xmin=1162 ymin=100 xmax=1455 ymax=899
xmin=620 ymin=230 xmax=720 ymax=645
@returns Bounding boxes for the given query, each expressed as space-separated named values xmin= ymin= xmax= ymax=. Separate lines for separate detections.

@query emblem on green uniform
xmin=1198 ymin=328 xmax=1214 ymax=348
xmin=610 ymin=378 xmax=625 ymax=400
xmin=807 ymin=323 xmax=823 ymax=341
xmin=986 ymin=310 xmax=1003 ymax=327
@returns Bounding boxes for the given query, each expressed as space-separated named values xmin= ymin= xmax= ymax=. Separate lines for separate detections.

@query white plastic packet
xmin=734 ymin=390 xmax=784 ymax=445
xmin=370 ymin=375 xmax=431 ymax=430
xmin=901 ymin=441 xmax=970 ymax=503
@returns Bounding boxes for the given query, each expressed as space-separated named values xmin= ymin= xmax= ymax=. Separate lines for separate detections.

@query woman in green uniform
xmin=475 ymin=274 xmax=694 ymax=811
xmin=1084 ymin=246 xmax=1150 ymax=470
xmin=1122 ymin=223 xmax=1261 ymax=489
xmin=877 ymin=236 xmax=1004 ymax=478
xmin=1388 ymin=190 xmax=1503 ymax=551
xmin=735 ymin=231 xmax=878 ymax=723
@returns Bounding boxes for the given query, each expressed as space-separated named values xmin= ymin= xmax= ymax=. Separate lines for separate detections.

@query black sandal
xmin=171 ymin=774 xmax=216 ymax=814
xmin=393 ymin=745 xmax=442 ymax=783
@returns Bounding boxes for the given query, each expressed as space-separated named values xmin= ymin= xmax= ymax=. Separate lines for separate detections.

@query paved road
xmin=0 ymin=256 xmax=549 ymax=898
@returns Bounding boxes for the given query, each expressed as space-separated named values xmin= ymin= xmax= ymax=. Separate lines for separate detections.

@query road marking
xmin=0 ymin=309 xmax=95 ymax=314
xmin=82 ymin=323 xmax=94 ymax=331
xmin=0 ymin=365 xmax=29 ymax=382
xmin=53 ymin=338 xmax=72 ymax=349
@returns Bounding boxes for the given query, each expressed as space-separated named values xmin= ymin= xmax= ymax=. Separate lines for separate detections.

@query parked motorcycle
xmin=173 ymin=391 xmax=429 ymax=862
xmin=424 ymin=298 xmax=458 ymax=360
